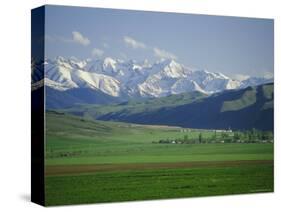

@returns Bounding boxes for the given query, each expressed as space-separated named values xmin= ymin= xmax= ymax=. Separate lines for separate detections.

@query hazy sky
xmin=45 ymin=5 xmax=274 ymax=78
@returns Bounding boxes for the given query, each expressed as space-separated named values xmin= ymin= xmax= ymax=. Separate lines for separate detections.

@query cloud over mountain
xmin=153 ymin=47 xmax=177 ymax=60
xmin=123 ymin=36 xmax=146 ymax=49
xmin=72 ymin=31 xmax=90 ymax=46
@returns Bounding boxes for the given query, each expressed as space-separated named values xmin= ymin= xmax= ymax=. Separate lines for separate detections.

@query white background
xmin=0 ymin=0 xmax=280 ymax=211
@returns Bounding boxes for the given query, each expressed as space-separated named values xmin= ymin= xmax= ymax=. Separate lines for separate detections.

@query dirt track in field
xmin=45 ymin=160 xmax=273 ymax=176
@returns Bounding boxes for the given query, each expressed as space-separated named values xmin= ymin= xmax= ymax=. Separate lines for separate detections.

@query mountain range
xmin=32 ymin=57 xmax=273 ymax=108
xmin=59 ymin=83 xmax=274 ymax=131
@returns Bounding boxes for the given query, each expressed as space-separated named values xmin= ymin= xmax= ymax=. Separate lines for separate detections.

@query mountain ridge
xmin=96 ymin=83 xmax=273 ymax=131
xmin=57 ymin=83 xmax=273 ymax=131
xmin=32 ymin=56 xmax=273 ymax=101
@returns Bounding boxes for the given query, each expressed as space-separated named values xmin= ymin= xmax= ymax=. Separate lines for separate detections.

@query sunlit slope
xmin=60 ymin=83 xmax=273 ymax=130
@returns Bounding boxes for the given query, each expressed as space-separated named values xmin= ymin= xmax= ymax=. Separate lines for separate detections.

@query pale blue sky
xmin=45 ymin=5 xmax=274 ymax=78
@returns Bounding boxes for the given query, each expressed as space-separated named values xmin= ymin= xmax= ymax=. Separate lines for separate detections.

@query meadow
xmin=45 ymin=112 xmax=274 ymax=206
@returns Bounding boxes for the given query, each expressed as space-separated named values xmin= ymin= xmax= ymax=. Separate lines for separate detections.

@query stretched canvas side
xmin=31 ymin=6 xmax=45 ymax=206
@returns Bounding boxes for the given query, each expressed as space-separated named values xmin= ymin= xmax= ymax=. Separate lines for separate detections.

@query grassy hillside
xmin=56 ymin=83 xmax=273 ymax=131
xmin=221 ymin=89 xmax=257 ymax=112
xmin=95 ymin=83 xmax=273 ymax=130
xmin=57 ymin=90 xmax=207 ymax=119
xmin=46 ymin=87 xmax=122 ymax=109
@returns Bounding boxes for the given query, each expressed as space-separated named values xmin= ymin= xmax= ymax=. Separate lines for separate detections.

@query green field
xmin=45 ymin=112 xmax=274 ymax=206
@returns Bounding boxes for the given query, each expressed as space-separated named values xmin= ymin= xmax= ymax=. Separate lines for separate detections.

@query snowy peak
xmin=103 ymin=57 xmax=117 ymax=67
xmin=171 ymin=79 xmax=206 ymax=95
xmin=75 ymin=70 xmax=121 ymax=96
xmin=31 ymin=56 xmax=273 ymax=99
xmin=240 ymin=77 xmax=273 ymax=89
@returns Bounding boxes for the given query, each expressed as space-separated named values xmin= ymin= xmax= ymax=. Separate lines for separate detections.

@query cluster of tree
xmin=222 ymin=129 xmax=273 ymax=143
xmin=46 ymin=150 xmax=85 ymax=159
xmin=155 ymin=129 xmax=273 ymax=144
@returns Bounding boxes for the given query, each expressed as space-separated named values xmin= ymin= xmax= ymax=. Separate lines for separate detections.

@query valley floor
xmin=45 ymin=112 xmax=274 ymax=206
xmin=46 ymin=160 xmax=272 ymax=176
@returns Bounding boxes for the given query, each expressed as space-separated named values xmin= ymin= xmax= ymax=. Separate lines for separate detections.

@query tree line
xmin=155 ymin=129 xmax=273 ymax=144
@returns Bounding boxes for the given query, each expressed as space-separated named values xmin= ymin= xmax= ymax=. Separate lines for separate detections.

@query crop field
xmin=45 ymin=112 xmax=274 ymax=206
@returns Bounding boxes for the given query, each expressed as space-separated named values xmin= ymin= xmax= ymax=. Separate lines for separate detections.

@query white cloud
xmin=72 ymin=31 xmax=90 ymax=46
xmin=46 ymin=32 xmax=91 ymax=46
xmin=124 ymin=36 xmax=146 ymax=49
xmin=92 ymin=48 xmax=104 ymax=57
xmin=153 ymin=47 xmax=177 ymax=60
xmin=122 ymin=35 xmax=178 ymax=61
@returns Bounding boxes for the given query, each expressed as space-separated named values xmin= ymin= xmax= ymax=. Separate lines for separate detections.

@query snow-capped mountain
xmin=32 ymin=56 xmax=273 ymax=98
xmin=41 ymin=57 xmax=121 ymax=96
xmin=239 ymin=77 xmax=273 ymax=89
